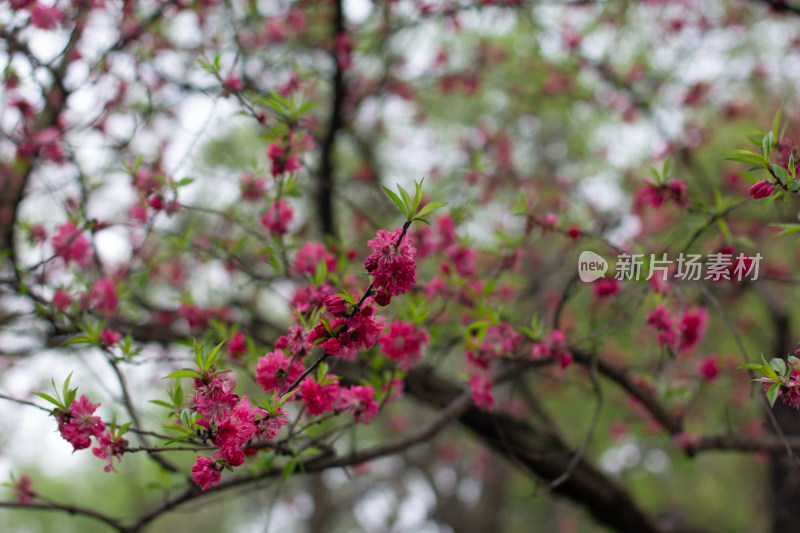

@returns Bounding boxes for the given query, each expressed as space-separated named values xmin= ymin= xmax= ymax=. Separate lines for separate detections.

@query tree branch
xmin=316 ymin=0 xmax=346 ymax=239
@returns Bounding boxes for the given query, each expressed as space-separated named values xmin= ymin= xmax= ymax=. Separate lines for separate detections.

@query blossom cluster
xmin=53 ymin=394 xmax=128 ymax=473
xmin=645 ymin=305 xmax=708 ymax=353
xmin=189 ymin=375 xmax=289 ymax=490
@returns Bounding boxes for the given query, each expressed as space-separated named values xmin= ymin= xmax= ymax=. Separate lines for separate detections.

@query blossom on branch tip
xmin=100 ymin=329 xmax=121 ymax=347
xmin=748 ymin=180 xmax=774 ymax=200
xmin=259 ymin=408 xmax=288 ymax=440
xmin=379 ymin=320 xmax=430 ymax=370
xmin=92 ymin=432 xmax=127 ymax=473
xmin=339 ymin=385 xmax=379 ymax=424
xmin=255 ymin=350 xmax=304 ymax=394
xmin=52 ymin=222 xmax=91 ymax=267
xmin=191 ymin=374 xmax=239 ymax=422
xmin=295 ymin=242 xmax=336 ymax=275
xmin=698 ymin=354 xmax=719 ymax=382
xmin=12 ymin=474 xmax=36 ymax=504
xmin=267 ymin=142 xmax=302 ymax=177
xmin=56 ymin=395 xmax=105 ymax=452
xmin=213 ymin=396 xmax=260 ymax=467
xmin=469 ymin=374 xmax=494 ymax=411
xmin=365 ymin=227 xmax=417 ymax=297
xmin=261 ymin=200 xmax=293 ymax=235
xmin=90 ymin=277 xmax=118 ymax=316
xmin=191 ymin=456 xmax=221 ymax=491
xmin=299 ymin=376 xmax=341 ymax=416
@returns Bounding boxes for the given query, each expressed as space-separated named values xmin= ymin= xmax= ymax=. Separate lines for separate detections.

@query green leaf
xmin=762 ymin=131 xmax=774 ymax=158
xmin=163 ymin=369 xmax=203 ymax=380
xmin=382 ymin=186 xmax=407 ymax=217
xmin=162 ymin=434 xmax=194 ymax=446
xmin=283 ymin=458 xmax=298 ymax=479
xmin=33 ymin=392 xmax=62 ymax=408
xmin=767 ymin=383 xmax=780 ymax=407
xmin=276 ymin=387 xmax=299 ymax=408
xmin=149 ymin=400 xmax=174 ymax=408
xmin=397 ymin=184 xmax=413 ymax=212
xmin=205 ymin=340 xmax=226 ymax=371
xmin=261 ymin=452 xmax=277 ymax=470
xmin=163 ymin=424 xmax=192 ymax=434
xmin=62 ymin=336 xmax=91 ymax=346
xmin=764 ymin=191 xmax=786 ymax=208
xmin=772 ymin=164 xmax=787 ymax=185
xmin=299 ymin=447 xmax=321 ymax=457
xmin=661 ymin=157 xmax=671 ymax=179
xmin=770 ymin=358 xmax=787 ymax=376
xmin=723 ymin=156 xmax=766 ymax=165
xmin=411 ymin=178 xmax=424 ymax=216
xmin=194 ymin=340 xmax=203 ymax=370
xmin=771 ymin=223 xmax=800 ymax=236
xmin=773 ymin=107 xmax=782 ymax=140
xmin=723 ymin=148 xmax=763 ymax=157
xmin=737 ymin=363 xmax=764 ymax=371
xmin=416 ymin=201 xmax=448 ymax=219
xmin=317 ymin=361 xmax=328 ymax=382
xmin=761 ymin=354 xmax=780 ymax=381
xmin=62 ymin=372 xmax=73 ymax=403
xmin=314 ymin=258 xmax=328 ymax=287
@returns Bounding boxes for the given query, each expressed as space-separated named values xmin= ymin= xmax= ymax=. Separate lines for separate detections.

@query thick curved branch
xmin=316 ymin=0 xmax=346 ymax=239
xmin=571 ymin=349 xmax=683 ymax=435
xmin=0 ymin=501 xmax=125 ymax=532
xmin=403 ymin=367 xmax=703 ymax=533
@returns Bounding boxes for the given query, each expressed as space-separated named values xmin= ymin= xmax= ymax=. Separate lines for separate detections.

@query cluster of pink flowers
xmin=468 ymin=374 xmax=494 ymax=411
xmin=90 ymin=277 xmax=118 ymax=316
xmin=262 ymin=200 xmax=293 ymax=235
xmin=294 ymin=242 xmax=337 ymax=275
xmin=191 ymin=374 xmax=239 ymax=421
xmin=52 ymin=394 xmax=130 ymax=473
xmin=306 ymin=302 xmax=384 ymax=357
xmin=379 ymin=320 xmax=430 ymax=369
xmin=240 ymin=173 xmax=266 ymax=200
xmin=92 ymin=432 xmax=128 ymax=473
xmin=191 ymin=456 xmax=222 ymax=491
xmin=55 ymin=395 xmax=105 ymax=451
xmin=190 ymin=374 xmax=290 ymax=490
xmin=12 ymin=474 xmax=36 ymax=504
xmin=25 ymin=2 xmax=63 ymax=30
xmin=211 ymin=396 xmax=261 ymax=466
xmin=100 ymin=328 xmax=121 ymax=347
xmin=267 ymin=142 xmax=302 ymax=177
xmin=299 ymin=376 xmax=380 ymax=423
xmin=698 ymin=354 xmax=719 ymax=382
xmin=467 ymin=323 xmax=522 ymax=369
xmin=364 ymin=227 xmax=417 ymax=298
xmin=778 ymin=366 xmax=800 ymax=410
xmin=645 ymin=305 xmax=708 ymax=353
xmin=593 ymin=278 xmax=621 ymax=298
xmin=291 ymin=283 xmax=335 ymax=314
xmin=255 ymin=350 xmax=304 ymax=394
xmin=52 ymin=221 xmax=91 ymax=267
xmin=299 ymin=376 xmax=341 ymax=416
xmin=532 ymin=329 xmax=572 ymax=368
xmin=129 ymin=165 xmax=180 ymax=218
xmin=635 ymin=179 xmax=689 ymax=210
xmin=228 ymin=331 xmax=247 ymax=359
xmin=178 ymin=304 xmax=231 ymax=330
xmin=339 ymin=385 xmax=380 ymax=424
